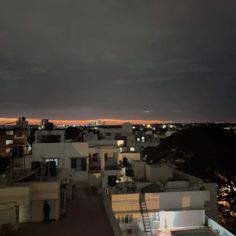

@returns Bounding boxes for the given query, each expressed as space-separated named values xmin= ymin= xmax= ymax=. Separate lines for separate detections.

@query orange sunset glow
xmin=0 ymin=117 xmax=173 ymax=126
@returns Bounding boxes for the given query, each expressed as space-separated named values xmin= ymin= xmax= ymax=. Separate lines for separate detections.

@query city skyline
xmin=0 ymin=0 xmax=236 ymax=122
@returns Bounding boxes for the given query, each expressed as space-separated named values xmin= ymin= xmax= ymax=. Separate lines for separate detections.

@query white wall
xmin=0 ymin=181 xmax=60 ymax=226
xmin=207 ymin=218 xmax=235 ymax=236
xmin=32 ymin=142 xmax=89 ymax=168
xmin=145 ymin=191 xmax=210 ymax=211
xmin=159 ymin=210 xmax=205 ymax=230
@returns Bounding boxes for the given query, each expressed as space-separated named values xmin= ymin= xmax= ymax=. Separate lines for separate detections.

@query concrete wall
xmin=32 ymin=142 xmax=89 ymax=168
xmin=89 ymin=140 xmax=118 ymax=147
xmin=112 ymin=193 xmax=140 ymax=213
xmin=88 ymin=172 xmax=101 ymax=189
xmin=103 ymin=194 xmax=123 ymax=236
xmin=0 ymin=181 xmax=60 ymax=226
xmin=35 ymin=130 xmax=65 ymax=143
xmin=0 ymin=203 xmax=18 ymax=229
xmin=132 ymin=161 xmax=145 ymax=180
xmin=0 ymin=186 xmax=29 ymax=205
xmin=73 ymin=171 xmax=88 ymax=188
xmin=31 ymin=199 xmax=59 ymax=222
xmin=146 ymin=164 xmax=173 ymax=182
xmin=159 ymin=210 xmax=205 ymax=230
xmin=145 ymin=190 xmax=210 ymax=211
xmin=207 ymin=217 xmax=234 ymax=236
xmin=118 ymin=152 xmax=140 ymax=163
xmin=203 ymin=183 xmax=218 ymax=221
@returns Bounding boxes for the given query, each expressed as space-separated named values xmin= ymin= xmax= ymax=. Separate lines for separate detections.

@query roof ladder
xmin=140 ymin=199 xmax=153 ymax=236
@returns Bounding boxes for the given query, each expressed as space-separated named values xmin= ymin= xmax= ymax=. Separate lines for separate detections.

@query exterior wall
xmin=100 ymin=124 xmax=132 ymax=140
xmin=159 ymin=210 xmax=205 ymax=229
xmin=146 ymin=164 xmax=173 ymax=182
xmin=126 ymin=135 xmax=136 ymax=149
xmin=112 ymin=193 xmax=140 ymax=213
xmin=145 ymin=191 xmax=210 ymax=212
xmin=118 ymin=152 xmax=141 ymax=163
xmin=73 ymin=172 xmax=88 ymax=188
xmin=35 ymin=130 xmax=65 ymax=143
xmin=132 ymin=161 xmax=145 ymax=180
xmin=207 ymin=217 xmax=234 ymax=236
xmin=89 ymin=146 xmax=119 ymax=170
xmin=203 ymin=183 xmax=218 ymax=221
xmin=174 ymin=169 xmax=218 ymax=221
xmin=89 ymin=140 xmax=118 ymax=147
xmin=32 ymin=142 xmax=89 ymax=168
xmin=0 ymin=187 xmax=29 ymax=205
xmin=0 ymin=129 xmax=16 ymax=157
xmin=88 ymin=172 xmax=101 ymax=189
xmin=0 ymin=203 xmax=18 ymax=229
xmin=0 ymin=181 xmax=60 ymax=227
xmin=31 ymin=199 xmax=59 ymax=222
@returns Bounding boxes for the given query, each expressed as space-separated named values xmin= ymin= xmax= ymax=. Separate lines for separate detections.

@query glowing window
xmin=117 ymin=140 xmax=124 ymax=146
xmin=182 ymin=196 xmax=191 ymax=208
xmin=6 ymin=130 xmax=14 ymax=135
xmin=45 ymin=158 xmax=59 ymax=167
xmin=130 ymin=147 xmax=135 ymax=152
xmin=6 ymin=140 xmax=13 ymax=145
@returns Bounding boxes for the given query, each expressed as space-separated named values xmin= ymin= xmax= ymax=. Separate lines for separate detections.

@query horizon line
xmin=0 ymin=117 xmax=173 ymax=125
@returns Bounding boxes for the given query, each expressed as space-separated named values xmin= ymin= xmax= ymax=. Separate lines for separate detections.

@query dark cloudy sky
xmin=0 ymin=0 xmax=236 ymax=122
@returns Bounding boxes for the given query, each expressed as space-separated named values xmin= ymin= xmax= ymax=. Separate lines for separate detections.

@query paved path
xmin=16 ymin=191 xmax=114 ymax=236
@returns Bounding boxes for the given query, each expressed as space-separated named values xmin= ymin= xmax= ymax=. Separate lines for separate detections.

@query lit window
xmin=117 ymin=140 xmax=124 ymax=146
xmin=45 ymin=158 xmax=59 ymax=167
xmin=6 ymin=130 xmax=14 ymax=135
xmin=182 ymin=196 xmax=191 ymax=208
xmin=6 ymin=148 xmax=12 ymax=153
xmin=6 ymin=140 xmax=13 ymax=145
xmin=130 ymin=147 xmax=135 ymax=152
xmin=137 ymin=138 xmax=140 ymax=142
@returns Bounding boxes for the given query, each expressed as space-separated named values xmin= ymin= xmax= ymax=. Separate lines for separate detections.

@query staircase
xmin=140 ymin=199 xmax=153 ymax=236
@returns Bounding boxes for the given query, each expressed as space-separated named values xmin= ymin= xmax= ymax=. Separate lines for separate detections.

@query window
xmin=153 ymin=212 xmax=160 ymax=222
xmin=45 ymin=158 xmax=59 ymax=167
xmin=117 ymin=140 xmax=124 ymax=146
xmin=6 ymin=130 xmax=13 ymax=135
xmin=130 ymin=147 xmax=135 ymax=152
xmin=92 ymin=153 xmax=99 ymax=162
xmin=105 ymin=132 xmax=111 ymax=136
xmin=116 ymin=214 xmax=133 ymax=223
xmin=6 ymin=148 xmax=12 ymax=154
xmin=71 ymin=158 xmax=87 ymax=171
xmin=104 ymin=153 xmax=108 ymax=162
xmin=182 ymin=196 xmax=191 ymax=208
xmin=6 ymin=140 xmax=13 ymax=145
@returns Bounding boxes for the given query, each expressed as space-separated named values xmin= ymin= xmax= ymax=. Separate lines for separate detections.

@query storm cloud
xmin=0 ymin=0 xmax=236 ymax=121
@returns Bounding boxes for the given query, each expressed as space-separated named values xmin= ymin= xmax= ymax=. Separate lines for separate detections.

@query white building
xmin=103 ymin=163 xmax=228 ymax=236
